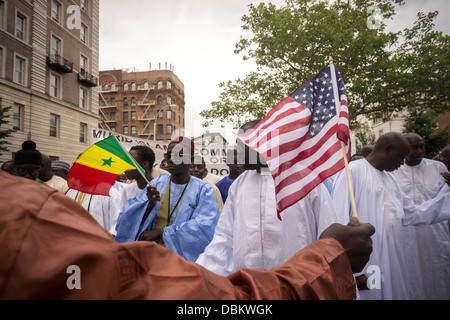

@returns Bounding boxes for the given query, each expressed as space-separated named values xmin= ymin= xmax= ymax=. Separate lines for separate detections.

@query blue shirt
xmin=115 ymin=175 xmax=220 ymax=262
xmin=215 ymin=176 xmax=235 ymax=203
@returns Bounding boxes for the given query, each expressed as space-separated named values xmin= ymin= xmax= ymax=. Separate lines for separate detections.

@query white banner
xmin=89 ymin=128 xmax=231 ymax=177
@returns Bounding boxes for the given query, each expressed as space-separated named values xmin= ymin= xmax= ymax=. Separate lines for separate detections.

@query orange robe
xmin=0 ymin=171 xmax=355 ymax=300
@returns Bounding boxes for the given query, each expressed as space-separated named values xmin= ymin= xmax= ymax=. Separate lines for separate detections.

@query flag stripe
xmin=95 ymin=136 xmax=136 ymax=166
xmin=67 ymin=163 xmax=118 ymax=196
xmin=241 ymin=99 xmax=310 ymax=147
xmin=274 ymin=140 xmax=344 ymax=196
xmin=275 ymin=157 xmax=346 ymax=217
xmin=268 ymin=115 xmax=339 ymax=175
xmin=76 ymin=144 xmax=136 ymax=174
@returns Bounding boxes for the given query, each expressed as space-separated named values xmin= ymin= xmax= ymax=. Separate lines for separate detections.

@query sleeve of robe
xmin=0 ymin=171 xmax=356 ymax=300
xmin=402 ymin=183 xmax=450 ymax=226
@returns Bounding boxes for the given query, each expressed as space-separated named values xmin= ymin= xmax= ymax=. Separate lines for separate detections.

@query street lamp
xmin=154 ymin=104 xmax=176 ymax=141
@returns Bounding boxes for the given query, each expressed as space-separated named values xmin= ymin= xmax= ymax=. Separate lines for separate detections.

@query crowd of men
xmin=1 ymin=125 xmax=449 ymax=300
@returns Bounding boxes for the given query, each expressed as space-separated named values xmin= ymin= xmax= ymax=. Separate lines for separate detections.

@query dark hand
xmin=138 ymin=229 xmax=164 ymax=243
xmin=355 ymin=274 xmax=369 ymax=290
xmin=146 ymin=185 xmax=161 ymax=208
xmin=319 ymin=217 xmax=375 ymax=273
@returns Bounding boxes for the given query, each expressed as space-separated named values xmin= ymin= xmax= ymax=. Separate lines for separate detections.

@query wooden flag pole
xmin=101 ymin=118 xmax=151 ymax=186
xmin=329 ymin=56 xmax=359 ymax=220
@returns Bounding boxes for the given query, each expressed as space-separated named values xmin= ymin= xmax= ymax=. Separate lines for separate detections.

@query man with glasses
xmin=115 ymin=136 xmax=220 ymax=262
xmin=13 ymin=140 xmax=43 ymax=181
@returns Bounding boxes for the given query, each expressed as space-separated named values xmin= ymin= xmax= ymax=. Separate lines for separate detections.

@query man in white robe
xmin=196 ymin=120 xmax=339 ymax=275
xmin=196 ymin=168 xmax=339 ymax=276
xmin=332 ymin=132 xmax=450 ymax=300
xmin=392 ymin=133 xmax=450 ymax=300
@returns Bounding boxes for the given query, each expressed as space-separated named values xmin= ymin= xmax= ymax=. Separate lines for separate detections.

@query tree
xmin=402 ymin=106 xmax=450 ymax=159
xmin=0 ymin=105 xmax=14 ymax=157
xmin=200 ymin=0 xmax=449 ymax=130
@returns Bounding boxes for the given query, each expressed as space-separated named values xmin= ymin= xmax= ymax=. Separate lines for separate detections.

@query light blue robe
xmin=115 ymin=175 xmax=220 ymax=262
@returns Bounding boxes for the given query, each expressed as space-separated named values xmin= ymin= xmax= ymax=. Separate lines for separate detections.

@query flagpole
xmin=100 ymin=119 xmax=151 ymax=186
xmin=329 ymin=56 xmax=359 ymax=221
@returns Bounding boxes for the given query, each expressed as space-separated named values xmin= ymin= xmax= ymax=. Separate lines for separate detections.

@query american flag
xmin=237 ymin=65 xmax=350 ymax=219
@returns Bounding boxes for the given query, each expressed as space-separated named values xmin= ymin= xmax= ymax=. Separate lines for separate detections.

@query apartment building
xmin=98 ymin=68 xmax=185 ymax=142
xmin=0 ymin=0 xmax=99 ymax=164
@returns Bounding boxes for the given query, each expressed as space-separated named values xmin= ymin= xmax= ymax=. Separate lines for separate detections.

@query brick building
xmin=0 ymin=0 xmax=99 ymax=164
xmin=98 ymin=68 xmax=185 ymax=142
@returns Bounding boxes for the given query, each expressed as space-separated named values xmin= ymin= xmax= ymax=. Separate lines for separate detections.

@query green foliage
xmin=402 ymin=106 xmax=450 ymax=159
xmin=0 ymin=105 xmax=13 ymax=156
xmin=200 ymin=0 xmax=449 ymax=130
xmin=355 ymin=131 xmax=376 ymax=154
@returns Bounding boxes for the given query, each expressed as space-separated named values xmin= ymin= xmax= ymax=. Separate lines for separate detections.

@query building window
xmin=131 ymin=97 xmax=136 ymax=106
xmin=80 ymin=87 xmax=88 ymax=108
xmin=123 ymin=97 xmax=128 ymax=107
xmin=167 ymin=96 xmax=172 ymax=105
xmin=50 ymin=73 xmax=61 ymax=98
xmin=143 ymin=81 xmax=149 ymax=89
xmin=167 ymin=125 xmax=172 ymax=134
xmin=51 ymin=35 xmax=61 ymax=56
xmin=167 ymin=80 xmax=172 ymax=90
xmin=80 ymin=55 xmax=88 ymax=72
xmin=131 ymin=82 xmax=136 ymax=91
xmin=123 ymin=111 xmax=128 ymax=123
xmin=16 ymin=12 xmax=27 ymax=41
xmin=104 ymin=83 xmax=109 ymax=91
xmin=131 ymin=126 xmax=136 ymax=135
xmin=13 ymin=103 xmax=24 ymax=131
xmin=80 ymin=23 xmax=87 ymax=43
xmin=51 ymin=1 xmax=62 ymax=23
xmin=80 ymin=0 xmax=88 ymax=11
xmin=0 ymin=47 xmax=4 ymax=77
xmin=14 ymin=55 xmax=26 ymax=85
xmin=123 ymin=126 xmax=128 ymax=135
xmin=50 ymin=114 xmax=60 ymax=137
xmin=131 ymin=111 xmax=136 ymax=120
xmin=157 ymin=125 xmax=163 ymax=135
xmin=110 ymin=98 xmax=115 ymax=105
xmin=157 ymin=96 xmax=163 ymax=105
xmin=111 ymin=83 xmax=116 ymax=91
xmin=0 ymin=1 xmax=5 ymax=30
xmin=157 ymin=80 xmax=163 ymax=90
xmin=123 ymin=82 xmax=128 ymax=91
xmin=80 ymin=123 xmax=87 ymax=143
xmin=110 ymin=112 xmax=115 ymax=121
xmin=167 ymin=109 xmax=172 ymax=120
xmin=157 ymin=110 xmax=163 ymax=119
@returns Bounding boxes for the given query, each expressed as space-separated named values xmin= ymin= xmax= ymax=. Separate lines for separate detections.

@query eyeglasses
xmin=166 ymin=151 xmax=185 ymax=160
xmin=16 ymin=167 xmax=41 ymax=176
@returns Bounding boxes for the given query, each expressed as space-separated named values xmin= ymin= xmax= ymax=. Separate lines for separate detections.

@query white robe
xmin=392 ymin=158 xmax=450 ymax=300
xmin=196 ymin=169 xmax=339 ymax=276
xmin=332 ymin=159 xmax=450 ymax=300
xmin=65 ymin=183 xmax=124 ymax=232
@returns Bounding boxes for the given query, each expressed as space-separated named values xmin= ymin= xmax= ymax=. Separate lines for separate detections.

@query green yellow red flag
xmin=67 ymin=136 xmax=145 ymax=196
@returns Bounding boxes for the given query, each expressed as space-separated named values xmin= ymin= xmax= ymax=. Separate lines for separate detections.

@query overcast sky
xmin=99 ymin=0 xmax=450 ymax=142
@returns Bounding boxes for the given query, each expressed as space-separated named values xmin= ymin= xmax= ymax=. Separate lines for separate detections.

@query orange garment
xmin=0 ymin=171 xmax=355 ymax=300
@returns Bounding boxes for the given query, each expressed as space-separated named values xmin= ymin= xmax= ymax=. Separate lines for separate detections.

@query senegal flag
xmin=67 ymin=136 xmax=145 ymax=196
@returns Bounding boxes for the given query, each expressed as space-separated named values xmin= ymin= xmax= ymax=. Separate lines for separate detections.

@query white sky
xmin=99 ymin=0 xmax=449 ymax=143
